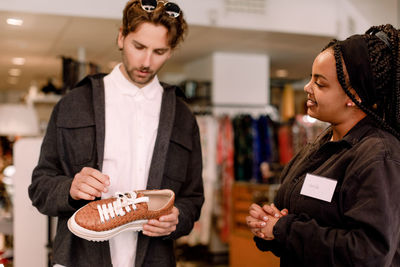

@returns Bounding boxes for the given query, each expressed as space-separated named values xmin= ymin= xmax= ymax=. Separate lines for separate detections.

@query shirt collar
xmin=341 ymin=116 xmax=376 ymax=146
xmin=313 ymin=116 xmax=375 ymax=149
xmin=110 ymin=63 xmax=163 ymax=100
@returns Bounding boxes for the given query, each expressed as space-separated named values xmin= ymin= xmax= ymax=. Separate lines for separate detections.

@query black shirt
xmin=255 ymin=117 xmax=400 ymax=267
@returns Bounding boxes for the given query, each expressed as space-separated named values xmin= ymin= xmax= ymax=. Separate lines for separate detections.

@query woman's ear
xmin=347 ymin=87 xmax=362 ymax=105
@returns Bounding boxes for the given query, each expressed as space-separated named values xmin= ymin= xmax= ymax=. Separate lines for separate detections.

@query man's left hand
xmin=142 ymin=206 xmax=179 ymax=237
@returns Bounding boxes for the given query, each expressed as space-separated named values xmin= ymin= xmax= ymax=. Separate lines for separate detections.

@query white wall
xmin=0 ymin=0 xmax=126 ymax=19
xmin=349 ymin=0 xmax=398 ymax=27
xmin=212 ymin=52 xmax=269 ymax=106
xmin=13 ymin=138 xmax=47 ymax=267
xmin=0 ymin=0 xmax=389 ymax=38
xmin=179 ymin=0 xmax=337 ymax=36
xmin=336 ymin=0 xmax=371 ymax=40
xmin=181 ymin=52 xmax=269 ymax=107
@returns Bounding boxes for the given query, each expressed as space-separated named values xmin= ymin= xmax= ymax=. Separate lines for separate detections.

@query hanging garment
xmin=216 ymin=115 xmax=235 ymax=243
xmin=233 ymin=115 xmax=254 ymax=181
xmin=181 ymin=115 xmax=218 ymax=246
xmin=254 ymin=115 xmax=274 ymax=182
xmin=278 ymin=124 xmax=294 ymax=165
xmin=252 ymin=117 xmax=260 ymax=183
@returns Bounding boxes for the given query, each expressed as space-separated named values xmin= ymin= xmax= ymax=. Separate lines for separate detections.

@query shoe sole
xmin=67 ymin=212 xmax=148 ymax=242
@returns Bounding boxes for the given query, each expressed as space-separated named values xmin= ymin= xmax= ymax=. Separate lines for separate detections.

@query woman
xmin=247 ymin=24 xmax=400 ymax=267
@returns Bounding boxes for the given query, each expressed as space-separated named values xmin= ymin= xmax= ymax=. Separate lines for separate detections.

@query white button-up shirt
xmin=102 ymin=63 xmax=162 ymax=267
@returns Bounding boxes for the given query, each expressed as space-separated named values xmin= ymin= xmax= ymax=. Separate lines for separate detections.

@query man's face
xmin=118 ymin=22 xmax=172 ymax=88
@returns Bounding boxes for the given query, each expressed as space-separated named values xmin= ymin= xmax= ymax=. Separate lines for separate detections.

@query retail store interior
xmin=0 ymin=0 xmax=398 ymax=266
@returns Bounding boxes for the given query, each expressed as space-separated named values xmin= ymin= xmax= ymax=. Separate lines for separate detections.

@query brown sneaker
xmin=67 ymin=189 xmax=175 ymax=241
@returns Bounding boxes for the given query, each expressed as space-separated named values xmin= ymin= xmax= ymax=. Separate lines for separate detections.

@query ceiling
xmin=0 ymin=10 xmax=334 ymax=95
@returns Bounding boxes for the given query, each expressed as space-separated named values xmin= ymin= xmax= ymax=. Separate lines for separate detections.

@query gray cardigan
xmin=28 ymin=74 xmax=204 ymax=267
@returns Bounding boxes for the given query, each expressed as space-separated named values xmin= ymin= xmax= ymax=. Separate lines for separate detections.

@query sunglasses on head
xmin=140 ymin=0 xmax=181 ymax=18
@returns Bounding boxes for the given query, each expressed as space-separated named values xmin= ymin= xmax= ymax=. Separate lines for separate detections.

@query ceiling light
xmin=8 ymin=68 xmax=21 ymax=76
xmin=3 ymin=165 xmax=16 ymax=178
xmin=6 ymin=18 xmax=23 ymax=26
xmin=275 ymin=69 xmax=288 ymax=78
xmin=12 ymin=57 xmax=26 ymax=65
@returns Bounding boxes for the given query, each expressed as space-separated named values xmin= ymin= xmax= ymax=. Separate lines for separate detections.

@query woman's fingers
xmin=249 ymin=203 xmax=269 ymax=221
xmin=281 ymin=208 xmax=289 ymax=216
xmin=262 ymin=203 xmax=288 ymax=218
xmin=246 ymin=216 xmax=266 ymax=228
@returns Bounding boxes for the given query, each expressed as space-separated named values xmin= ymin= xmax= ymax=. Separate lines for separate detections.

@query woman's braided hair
xmin=324 ymin=24 xmax=400 ymax=139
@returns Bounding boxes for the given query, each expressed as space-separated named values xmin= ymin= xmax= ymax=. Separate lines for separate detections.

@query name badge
xmin=300 ymin=173 xmax=337 ymax=202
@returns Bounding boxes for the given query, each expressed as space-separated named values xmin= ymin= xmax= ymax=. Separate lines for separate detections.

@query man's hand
xmin=70 ymin=167 xmax=110 ymax=200
xmin=142 ymin=206 xmax=179 ymax=237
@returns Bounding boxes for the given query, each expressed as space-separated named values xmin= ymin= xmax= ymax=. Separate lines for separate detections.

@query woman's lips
xmin=306 ymin=99 xmax=317 ymax=107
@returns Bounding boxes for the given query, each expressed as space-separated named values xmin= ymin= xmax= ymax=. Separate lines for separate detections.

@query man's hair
xmin=323 ymin=24 xmax=400 ymax=139
xmin=121 ymin=0 xmax=188 ymax=49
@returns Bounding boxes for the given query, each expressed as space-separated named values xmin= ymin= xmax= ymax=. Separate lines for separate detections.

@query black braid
xmin=364 ymin=24 xmax=400 ymax=131
xmin=334 ymin=43 xmax=400 ymax=139
xmin=365 ymin=24 xmax=400 ymax=138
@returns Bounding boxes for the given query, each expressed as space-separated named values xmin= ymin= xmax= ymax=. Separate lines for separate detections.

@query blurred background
xmin=0 ymin=0 xmax=398 ymax=266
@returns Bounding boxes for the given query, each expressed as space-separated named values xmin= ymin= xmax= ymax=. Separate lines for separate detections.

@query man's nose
xmin=142 ymin=52 xmax=152 ymax=68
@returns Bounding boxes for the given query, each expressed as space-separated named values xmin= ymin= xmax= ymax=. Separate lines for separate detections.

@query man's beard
xmin=120 ymin=48 xmax=156 ymax=87
xmin=126 ymin=66 xmax=156 ymax=86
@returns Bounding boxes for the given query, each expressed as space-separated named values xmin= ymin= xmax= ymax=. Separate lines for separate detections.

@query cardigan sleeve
xmin=253 ymin=236 xmax=284 ymax=257
xmin=168 ymin=119 xmax=204 ymax=239
xmin=28 ymin=101 xmax=84 ymax=217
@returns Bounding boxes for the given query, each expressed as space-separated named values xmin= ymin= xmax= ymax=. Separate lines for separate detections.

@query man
xmin=28 ymin=1 xmax=204 ymax=266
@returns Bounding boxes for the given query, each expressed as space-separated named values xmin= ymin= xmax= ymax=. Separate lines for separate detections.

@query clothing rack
xmin=192 ymin=103 xmax=280 ymax=121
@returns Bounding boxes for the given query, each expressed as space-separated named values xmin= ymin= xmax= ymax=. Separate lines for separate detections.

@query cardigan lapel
xmin=89 ymin=74 xmax=113 ymax=264
xmin=146 ymin=84 xmax=176 ymax=189
xmin=135 ymin=85 xmax=176 ymax=267
xmin=90 ymin=75 xmax=106 ymax=172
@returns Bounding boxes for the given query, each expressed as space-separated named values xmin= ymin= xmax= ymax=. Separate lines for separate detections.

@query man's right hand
xmin=70 ymin=167 xmax=110 ymax=200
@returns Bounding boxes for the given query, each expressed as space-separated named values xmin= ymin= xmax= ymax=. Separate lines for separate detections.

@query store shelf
xmin=230 ymin=182 xmax=280 ymax=266
xmin=29 ymin=94 xmax=61 ymax=104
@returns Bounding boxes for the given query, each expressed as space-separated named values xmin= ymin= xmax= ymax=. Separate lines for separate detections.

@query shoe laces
xmin=97 ymin=191 xmax=149 ymax=223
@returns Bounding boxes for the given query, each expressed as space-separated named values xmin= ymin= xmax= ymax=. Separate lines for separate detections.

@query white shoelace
xmin=97 ymin=191 xmax=149 ymax=223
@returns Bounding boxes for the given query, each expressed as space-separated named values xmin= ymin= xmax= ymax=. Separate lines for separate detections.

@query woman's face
xmin=303 ymin=49 xmax=351 ymax=124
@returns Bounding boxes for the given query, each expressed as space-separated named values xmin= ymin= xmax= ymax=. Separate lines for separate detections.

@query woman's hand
xmin=247 ymin=203 xmax=288 ymax=240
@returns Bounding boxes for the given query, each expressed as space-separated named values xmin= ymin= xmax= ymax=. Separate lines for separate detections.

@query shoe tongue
xmin=123 ymin=191 xmax=144 ymax=199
